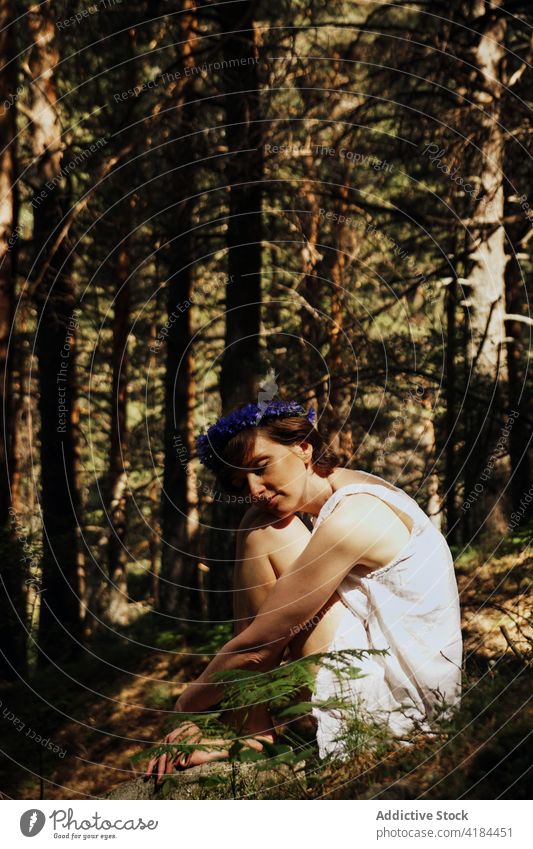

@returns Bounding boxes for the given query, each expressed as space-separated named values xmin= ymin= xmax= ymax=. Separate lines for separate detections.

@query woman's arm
xmin=175 ymin=497 xmax=374 ymax=714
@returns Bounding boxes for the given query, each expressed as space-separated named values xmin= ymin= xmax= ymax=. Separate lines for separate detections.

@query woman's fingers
xmin=144 ymin=723 xmax=277 ymax=782
xmin=154 ymin=729 xmax=190 ymax=783
xmin=156 ymin=753 xmax=168 ymax=785
xmin=171 ymin=721 xmax=200 ymax=742
xmin=144 ymin=755 xmax=158 ymax=780
xmin=144 ymin=721 xmax=206 ymax=782
xmin=176 ymin=750 xmax=189 ymax=767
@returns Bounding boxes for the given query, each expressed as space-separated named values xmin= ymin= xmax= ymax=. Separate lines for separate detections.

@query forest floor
xmin=1 ymin=526 xmax=531 ymax=800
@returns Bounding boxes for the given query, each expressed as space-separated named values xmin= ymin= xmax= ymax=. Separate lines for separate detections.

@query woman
xmin=145 ymin=400 xmax=462 ymax=783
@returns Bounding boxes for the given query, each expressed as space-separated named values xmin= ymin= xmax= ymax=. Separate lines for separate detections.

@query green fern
xmin=137 ymin=648 xmax=387 ymax=787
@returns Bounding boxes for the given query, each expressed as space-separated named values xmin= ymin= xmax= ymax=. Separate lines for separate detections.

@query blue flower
xmin=196 ymin=401 xmax=316 ymax=473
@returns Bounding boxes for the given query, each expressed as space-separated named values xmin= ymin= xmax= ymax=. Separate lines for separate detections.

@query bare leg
xmin=223 ymin=512 xmax=346 ymax=738
xmin=177 ymin=513 xmax=346 ymax=768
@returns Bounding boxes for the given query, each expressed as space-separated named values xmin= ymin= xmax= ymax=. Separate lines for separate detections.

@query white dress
xmin=310 ymin=474 xmax=462 ymax=759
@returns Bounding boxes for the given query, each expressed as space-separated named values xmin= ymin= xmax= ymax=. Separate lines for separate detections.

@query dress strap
xmin=312 ymin=482 xmax=429 ymax=535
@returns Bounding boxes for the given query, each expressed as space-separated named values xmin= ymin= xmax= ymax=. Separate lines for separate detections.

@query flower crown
xmin=196 ymin=400 xmax=316 ymax=473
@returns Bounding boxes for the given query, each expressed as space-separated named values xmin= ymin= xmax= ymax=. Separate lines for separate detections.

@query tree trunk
xmin=207 ymin=4 xmax=264 ymax=619
xmin=326 ymin=180 xmax=353 ymax=465
xmin=219 ymin=3 xmax=263 ymax=413
xmin=160 ymin=232 xmax=199 ymax=618
xmin=0 ymin=0 xmax=17 ymax=527
xmin=159 ymin=2 xmax=201 ymax=618
xmin=297 ymin=151 xmax=325 ymax=416
xmin=100 ymin=230 xmax=131 ymax=625
xmin=465 ymin=0 xmax=507 ymax=382
xmin=148 ymin=308 xmax=162 ymax=608
xmin=504 ymin=246 xmax=532 ymax=516
xmin=0 ymin=0 xmax=26 ymax=679
xmin=160 ymin=223 xmax=201 ymax=618
xmin=28 ymin=2 xmax=83 ymax=665
xmin=444 ymin=273 xmax=458 ymax=543
xmin=462 ymin=0 xmax=508 ymax=537
xmin=419 ymin=397 xmax=442 ymax=531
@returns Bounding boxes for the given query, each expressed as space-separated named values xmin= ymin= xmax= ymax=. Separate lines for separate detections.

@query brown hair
xmin=215 ymin=415 xmax=341 ymax=494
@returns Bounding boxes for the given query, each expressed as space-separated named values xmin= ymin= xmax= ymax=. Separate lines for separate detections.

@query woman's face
xmin=228 ymin=433 xmax=313 ymax=515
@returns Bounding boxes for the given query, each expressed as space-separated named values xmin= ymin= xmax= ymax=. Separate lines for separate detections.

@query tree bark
xmin=504 ymin=246 xmax=532 ymax=515
xmin=159 ymin=2 xmax=201 ymax=618
xmin=0 ymin=0 xmax=17 ymax=527
xmin=326 ymin=179 xmax=354 ymax=465
xmin=159 ymin=223 xmax=201 ymax=618
xmin=148 ymin=302 xmax=162 ymax=607
xmin=444 ymin=273 xmax=458 ymax=543
xmin=0 ymin=0 xmax=26 ymax=679
xmin=297 ymin=150 xmax=325 ymax=416
xmin=466 ymin=1 xmax=507 ymax=380
xmin=28 ymin=2 xmax=83 ymax=666
xmin=462 ymin=0 xmax=508 ymax=537
xmin=206 ymin=4 xmax=264 ymax=620
xmin=219 ymin=2 xmax=263 ymax=413
xmin=98 ymin=227 xmax=132 ymax=626
xmin=419 ymin=396 xmax=442 ymax=531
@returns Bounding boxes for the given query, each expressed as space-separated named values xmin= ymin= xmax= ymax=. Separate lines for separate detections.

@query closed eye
xmin=230 ymin=465 xmax=266 ymax=491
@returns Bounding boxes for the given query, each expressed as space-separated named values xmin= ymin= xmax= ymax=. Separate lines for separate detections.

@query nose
xmin=247 ymin=474 xmax=267 ymax=500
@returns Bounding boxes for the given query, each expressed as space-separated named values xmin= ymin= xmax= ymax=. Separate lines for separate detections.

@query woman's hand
xmin=143 ymin=720 xmax=202 ymax=785
xmin=143 ymin=719 xmax=276 ymax=785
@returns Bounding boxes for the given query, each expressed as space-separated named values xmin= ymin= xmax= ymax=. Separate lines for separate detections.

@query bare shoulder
xmin=238 ymin=505 xmax=296 ymax=533
xmin=237 ymin=507 xmax=310 ymax=556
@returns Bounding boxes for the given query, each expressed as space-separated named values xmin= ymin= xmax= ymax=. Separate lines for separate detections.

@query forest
xmin=0 ymin=0 xmax=531 ymax=800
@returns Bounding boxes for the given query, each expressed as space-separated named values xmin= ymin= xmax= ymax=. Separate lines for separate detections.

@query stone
xmin=105 ymin=760 xmax=307 ymax=800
